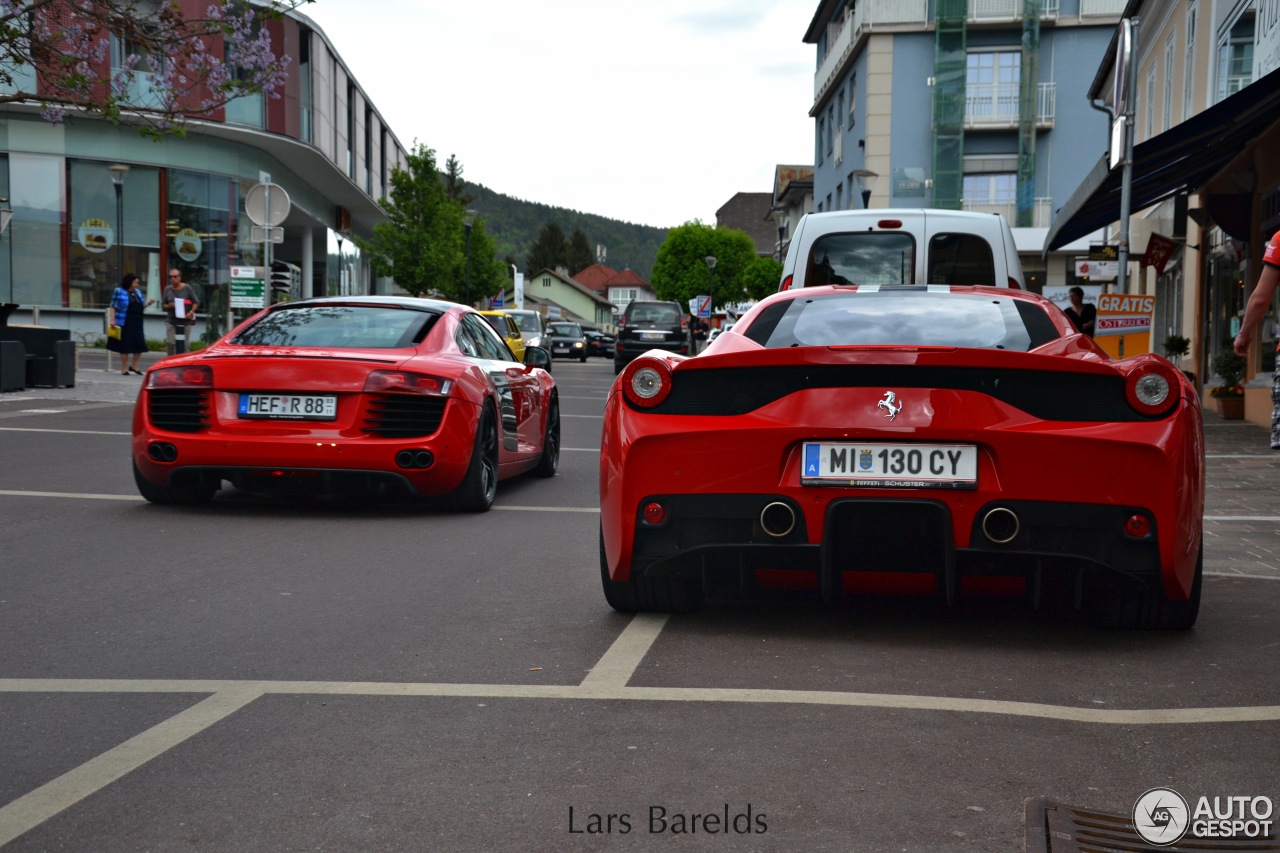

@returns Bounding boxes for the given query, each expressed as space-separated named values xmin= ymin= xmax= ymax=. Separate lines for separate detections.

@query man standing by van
xmin=163 ymin=269 xmax=200 ymax=355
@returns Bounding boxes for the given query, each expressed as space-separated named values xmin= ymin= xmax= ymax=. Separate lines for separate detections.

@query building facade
xmin=804 ymin=0 xmax=1128 ymax=291
xmin=0 ymin=4 xmax=405 ymax=340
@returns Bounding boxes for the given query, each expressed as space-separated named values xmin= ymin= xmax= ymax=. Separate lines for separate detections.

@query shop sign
xmin=78 ymin=218 xmax=113 ymax=253
xmin=173 ymin=228 xmax=202 ymax=262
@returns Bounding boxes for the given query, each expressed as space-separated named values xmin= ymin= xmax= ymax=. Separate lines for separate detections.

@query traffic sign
xmin=244 ymin=183 xmax=290 ymax=227
xmin=250 ymin=226 xmax=284 ymax=243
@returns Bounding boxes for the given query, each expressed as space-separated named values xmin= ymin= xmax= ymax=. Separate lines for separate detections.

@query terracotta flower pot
xmin=1215 ymin=396 xmax=1245 ymax=419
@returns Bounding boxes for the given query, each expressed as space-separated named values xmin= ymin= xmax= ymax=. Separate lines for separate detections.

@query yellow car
xmin=479 ymin=310 xmax=526 ymax=362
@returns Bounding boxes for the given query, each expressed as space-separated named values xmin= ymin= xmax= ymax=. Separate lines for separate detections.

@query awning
xmin=1043 ymin=67 xmax=1280 ymax=253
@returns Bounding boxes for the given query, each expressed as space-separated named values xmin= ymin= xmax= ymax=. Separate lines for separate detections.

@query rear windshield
xmin=807 ymin=231 xmax=997 ymax=286
xmin=232 ymin=305 xmax=437 ymax=348
xmin=482 ymin=315 xmax=508 ymax=336
xmin=744 ymin=290 xmax=1056 ymax=351
xmin=547 ymin=322 xmax=583 ymax=336
xmin=626 ymin=303 xmax=682 ymax=325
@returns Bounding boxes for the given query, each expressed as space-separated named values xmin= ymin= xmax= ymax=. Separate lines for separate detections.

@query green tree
xmin=650 ymin=222 xmax=760 ymax=310
xmin=443 ymin=154 xmax=474 ymax=205
xmin=567 ymin=228 xmax=594 ymax=275
xmin=526 ymin=222 xmax=567 ymax=272
xmin=356 ymin=143 xmax=502 ymax=304
xmin=741 ymin=255 xmax=784 ymax=300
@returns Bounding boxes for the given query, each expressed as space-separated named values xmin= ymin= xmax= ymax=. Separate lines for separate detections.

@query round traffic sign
xmin=244 ymin=183 xmax=291 ymax=227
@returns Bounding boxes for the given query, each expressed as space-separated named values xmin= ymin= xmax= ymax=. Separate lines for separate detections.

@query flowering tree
xmin=0 ymin=0 xmax=305 ymax=136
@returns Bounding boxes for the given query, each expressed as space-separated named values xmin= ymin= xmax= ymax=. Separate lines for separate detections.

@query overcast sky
xmin=298 ymin=0 xmax=817 ymax=229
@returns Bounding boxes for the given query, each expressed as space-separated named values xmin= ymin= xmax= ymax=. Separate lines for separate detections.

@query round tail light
xmin=620 ymin=357 xmax=673 ymax=408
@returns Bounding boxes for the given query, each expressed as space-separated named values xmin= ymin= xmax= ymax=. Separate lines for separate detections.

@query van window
xmin=807 ymin=233 xmax=915 ymax=286
xmin=926 ymin=233 xmax=996 ymax=286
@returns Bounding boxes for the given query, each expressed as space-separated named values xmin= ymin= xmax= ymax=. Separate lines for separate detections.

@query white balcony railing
xmin=814 ymin=0 xmax=928 ymax=102
xmin=968 ymin=0 xmax=1059 ymax=23
xmin=1079 ymin=0 xmax=1126 ymax=17
xmin=964 ymin=82 xmax=1056 ymax=128
xmin=961 ymin=198 xmax=1053 ymax=227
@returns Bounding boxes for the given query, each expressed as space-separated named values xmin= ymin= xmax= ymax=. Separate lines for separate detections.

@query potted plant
xmin=1162 ymin=334 xmax=1190 ymax=363
xmin=1209 ymin=349 xmax=1246 ymax=419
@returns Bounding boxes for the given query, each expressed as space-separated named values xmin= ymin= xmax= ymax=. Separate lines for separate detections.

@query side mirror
xmin=524 ymin=345 xmax=552 ymax=370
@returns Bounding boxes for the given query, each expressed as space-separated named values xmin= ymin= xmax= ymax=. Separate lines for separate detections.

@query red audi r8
xmin=132 ymin=296 xmax=559 ymax=510
xmin=599 ymin=285 xmax=1204 ymax=629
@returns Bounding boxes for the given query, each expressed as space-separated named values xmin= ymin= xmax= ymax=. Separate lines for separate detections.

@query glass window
xmin=464 ymin=314 xmax=514 ymax=361
xmin=926 ymin=232 xmax=996 ymax=286
xmin=1216 ymin=10 xmax=1254 ymax=101
xmin=744 ymin=291 xmax=1039 ymax=351
xmin=110 ymin=28 xmax=166 ymax=109
xmin=233 ymin=304 xmax=437 ymax=348
xmin=68 ymin=161 xmax=160 ymax=309
xmin=807 ymin=232 xmax=915 ymax=286
xmin=966 ymin=51 xmax=1020 ymax=123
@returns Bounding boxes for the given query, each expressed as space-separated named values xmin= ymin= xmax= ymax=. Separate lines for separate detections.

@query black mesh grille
xmin=642 ymin=365 xmax=1159 ymax=422
xmin=361 ymin=395 xmax=447 ymax=438
xmin=148 ymin=390 xmax=210 ymax=432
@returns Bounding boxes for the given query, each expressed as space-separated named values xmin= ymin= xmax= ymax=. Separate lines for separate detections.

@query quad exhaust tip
xmin=760 ymin=502 xmax=797 ymax=538
xmin=981 ymin=507 xmax=1020 ymax=544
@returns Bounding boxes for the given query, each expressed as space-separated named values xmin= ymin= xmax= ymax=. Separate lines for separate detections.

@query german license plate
xmin=801 ymin=442 xmax=977 ymax=489
xmin=238 ymin=393 xmax=337 ymax=420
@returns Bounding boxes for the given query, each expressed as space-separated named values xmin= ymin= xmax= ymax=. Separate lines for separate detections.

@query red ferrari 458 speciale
xmin=132 ymin=296 xmax=559 ymax=510
xmin=599 ymin=285 xmax=1204 ymax=629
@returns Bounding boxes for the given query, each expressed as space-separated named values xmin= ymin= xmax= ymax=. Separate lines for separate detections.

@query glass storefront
xmin=68 ymin=160 xmax=161 ymax=310
xmin=168 ymin=171 xmax=236 ymax=340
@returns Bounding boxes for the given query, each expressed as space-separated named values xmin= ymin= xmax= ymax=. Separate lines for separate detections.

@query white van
xmin=779 ymin=209 xmax=1025 ymax=291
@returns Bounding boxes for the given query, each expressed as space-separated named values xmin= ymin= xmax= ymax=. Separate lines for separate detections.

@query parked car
xmin=545 ymin=320 xmax=588 ymax=361
xmin=600 ymin=284 xmax=1202 ymax=629
xmin=779 ymin=209 xmax=1025 ymax=291
xmin=706 ymin=323 xmax=734 ymax=344
xmin=132 ymin=296 xmax=559 ymax=511
xmin=479 ymin=309 xmax=526 ymax=362
xmin=584 ymin=330 xmax=615 ymax=358
xmin=613 ymin=300 xmax=690 ymax=374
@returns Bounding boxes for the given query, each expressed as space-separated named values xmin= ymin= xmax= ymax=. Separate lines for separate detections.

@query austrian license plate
xmin=639 ymin=331 xmax=666 ymax=341
xmin=801 ymin=442 xmax=977 ymax=489
xmin=238 ymin=393 xmax=337 ymax=420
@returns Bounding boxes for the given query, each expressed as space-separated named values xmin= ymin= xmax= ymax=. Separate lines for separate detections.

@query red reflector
xmin=1124 ymin=514 xmax=1151 ymax=538
xmin=780 ymin=274 xmax=793 ymax=291
xmin=642 ymin=502 xmax=667 ymax=525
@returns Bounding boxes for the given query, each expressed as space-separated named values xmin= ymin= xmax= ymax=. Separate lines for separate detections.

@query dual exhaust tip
xmin=147 ymin=442 xmax=178 ymax=462
xmin=396 ymin=449 xmax=434 ymax=470
xmin=724 ymin=502 xmax=1022 ymax=545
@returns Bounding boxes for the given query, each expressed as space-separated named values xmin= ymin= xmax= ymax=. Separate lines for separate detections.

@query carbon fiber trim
xmin=638 ymin=365 xmax=1161 ymax=422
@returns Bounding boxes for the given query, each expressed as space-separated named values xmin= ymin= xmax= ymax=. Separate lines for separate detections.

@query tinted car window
xmin=547 ymin=322 xmax=583 ymax=337
xmin=745 ymin=291 xmax=1046 ymax=352
xmin=510 ymin=312 xmax=543 ymax=333
xmin=625 ymin=304 xmax=681 ymax=324
xmin=807 ymin=233 xmax=915 ymax=286
xmin=926 ymin=232 xmax=997 ymax=286
xmin=463 ymin=314 xmax=515 ymax=361
xmin=233 ymin=305 xmax=437 ymax=348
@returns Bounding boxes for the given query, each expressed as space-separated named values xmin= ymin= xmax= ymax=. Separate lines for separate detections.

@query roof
xmin=716 ymin=192 xmax=776 ymax=255
xmin=604 ymin=268 xmax=650 ymax=288
xmin=572 ymin=263 xmax=618 ymax=293
xmin=1044 ymin=67 xmax=1280 ymax=252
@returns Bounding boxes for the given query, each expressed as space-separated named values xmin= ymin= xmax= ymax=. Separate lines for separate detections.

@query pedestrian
xmin=162 ymin=268 xmax=200 ymax=355
xmin=106 ymin=273 xmax=155 ymax=375
xmin=692 ymin=315 xmax=709 ymax=353
xmin=1063 ymin=286 xmax=1096 ymax=337
xmin=1232 ymin=229 xmax=1280 ymax=448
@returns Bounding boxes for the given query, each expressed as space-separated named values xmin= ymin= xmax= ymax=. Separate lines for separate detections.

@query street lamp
xmin=853 ymin=169 xmax=878 ymax=209
xmin=108 ymin=164 xmax=130 ymax=287
xmin=464 ymin=209 xmax=478 ymax=306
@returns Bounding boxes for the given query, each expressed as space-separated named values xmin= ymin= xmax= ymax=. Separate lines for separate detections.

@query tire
xmin=1092 ymin=544 xmax=1202 ymax=630
xmin=580 ymin=352 xmax=588 ymax=362
xmin=452 ymin=406 xmax=498 ymax=512
xmin=132 ymin=461 xmax=216 ymax=505
xmin=613 ymin=358 xmax=624 ymax=375
xmin=531 ymin=395 xmax=560 ymax=478
xmin=598 ymin=525 xmax=703 ymax=614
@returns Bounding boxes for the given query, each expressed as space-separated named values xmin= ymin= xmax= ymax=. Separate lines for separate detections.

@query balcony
xmin=961 ymin=198 xmax=1054 ymax=227
xmin=1079 ymin=0 xmax=1127 ymax=17
xmin=814 ymin=0 xmax=928 ymax=105
xmin=964 ymin=82 xmax=1056 ymax=129
xmin=968 ymin=0 xmax=1060 ymax=23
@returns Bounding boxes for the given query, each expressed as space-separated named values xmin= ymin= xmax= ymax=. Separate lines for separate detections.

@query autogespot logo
xmin=1133 ymin=788 xmax=1190 ymax=845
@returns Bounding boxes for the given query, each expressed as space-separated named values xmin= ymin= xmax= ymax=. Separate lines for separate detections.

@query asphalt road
xmin=1 ymin=354 xmax=1277 ymax=852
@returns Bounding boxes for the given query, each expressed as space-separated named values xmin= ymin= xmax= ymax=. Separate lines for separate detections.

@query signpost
xmin=230 ymin=266 xmax=267 ymax=310
xmin=243 ymin=181 xmax=290 ymax=322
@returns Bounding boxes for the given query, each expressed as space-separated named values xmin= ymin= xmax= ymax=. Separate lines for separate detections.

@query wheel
xmin=132 ymin=461 xmax=216 ymax=505
xmin=1092 ymin=544 xmax=1202 ymax=630
xmin=580 ymin=352 xmax=588 ymax=362
xmin=613 ymin=358 xmax=624 ymax=375
xmin=532 ymin=396 xmax=560 ymax=478
xmin=452 ymin=406 xmax=498 ymax=512
xmin=598 ymin=525 xmax=703 ymax=614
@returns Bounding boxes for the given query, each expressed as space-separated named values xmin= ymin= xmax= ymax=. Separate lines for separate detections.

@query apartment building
xmin=804 ymin=0 xmax=1128 ymax=291
xmin=1045 ymin=0 xmax=1280 ymax=423
xmin=0 ymin=4 xmax=406 ymax=340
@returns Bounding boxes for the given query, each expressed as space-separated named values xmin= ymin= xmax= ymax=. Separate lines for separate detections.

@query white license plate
xmin=639 ymin=331 xmax=666 ymax=341
xmin=238 ymin=393 xmax=337 ymax=420
xmin=801 ymin=442 xmax=977 ymax=489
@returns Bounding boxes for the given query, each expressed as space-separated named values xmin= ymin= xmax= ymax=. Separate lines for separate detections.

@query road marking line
xmin=1206 ymin=572 xmax=1280 ymax=580
xmin=1205 ymin=516 xmax=1280 ymax=521
xmin=0 ymin=490 xmax=142 ymax=501
xmin=494 ymin=505 xmax=600 ymax=513
xmin=561 ymin=414 xmax=603 ymax=419
xmin=0 ymin=427 xmax=129 ymax=435
xmin=0 ymin=685 xmax=263 ymax=848
xmin=580 ymin=613 xmax=669 ymax=689
xmin=0 ymin=678 xmax=1275 ymax=725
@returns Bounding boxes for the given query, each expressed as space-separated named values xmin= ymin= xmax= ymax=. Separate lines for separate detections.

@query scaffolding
xmin=931 ymin=0 xmax=967 ymax=209
xmin=1016 ymin=0 xmax=1041 ymax=226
